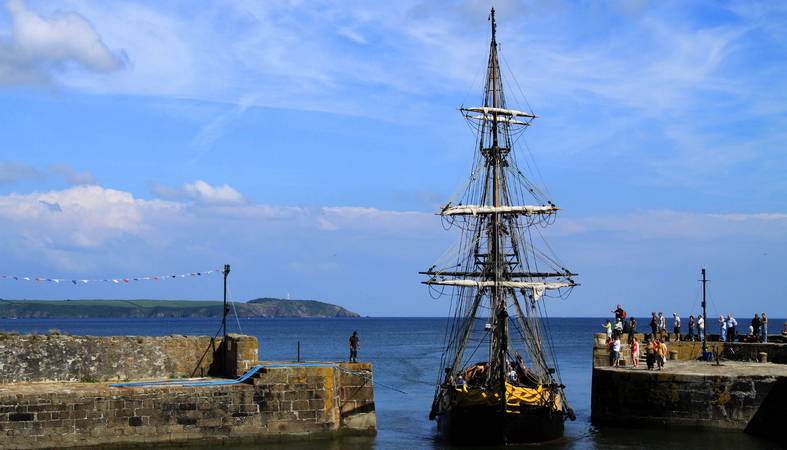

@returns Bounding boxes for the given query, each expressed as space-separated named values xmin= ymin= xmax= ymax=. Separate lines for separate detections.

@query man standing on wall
xmin=349 ymin=331 xmax=360 ymax=363
xmin=727 ymin=314 xmax=738 ymax=343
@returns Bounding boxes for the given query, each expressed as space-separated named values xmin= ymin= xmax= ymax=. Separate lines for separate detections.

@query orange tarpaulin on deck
xmin=453 ymin=383 xmax=562 ymax=413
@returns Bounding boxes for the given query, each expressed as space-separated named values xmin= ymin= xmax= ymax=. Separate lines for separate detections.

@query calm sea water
xmin=0 ymin=317 xmax=781 ymax=450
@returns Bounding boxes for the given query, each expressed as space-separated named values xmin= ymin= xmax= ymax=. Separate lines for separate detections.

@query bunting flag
xmin=0 ymin=268 xmax=222 ymax=286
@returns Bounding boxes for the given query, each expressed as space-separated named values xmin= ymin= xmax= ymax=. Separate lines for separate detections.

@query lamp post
xmin=701 ymin=268 xmax=708 ymax=359
xmin=222 ymin=264 xmax=231 ymax=366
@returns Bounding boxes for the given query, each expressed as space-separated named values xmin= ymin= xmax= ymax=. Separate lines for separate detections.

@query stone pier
xmin=0 ymin=333 xmax=375 ymax=449
xmin=591 ymin=333 xmax=786 ymax=444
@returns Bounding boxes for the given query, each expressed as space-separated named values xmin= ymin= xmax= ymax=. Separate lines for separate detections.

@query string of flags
xmin=0 ymin=268 xmax=223 ymax=286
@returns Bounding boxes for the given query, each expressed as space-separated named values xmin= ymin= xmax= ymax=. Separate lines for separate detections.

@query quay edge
xmin=590 ymin=332 xmax=786 ymax=444
xmin=0 ymin=333 xmax=375 ymax=449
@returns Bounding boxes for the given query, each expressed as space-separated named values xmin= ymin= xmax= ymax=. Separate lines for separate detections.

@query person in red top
xmin=630 ymin=336 xmax=640 ymax=368
xmin=612 ymin=304 xmax=626 ymax=322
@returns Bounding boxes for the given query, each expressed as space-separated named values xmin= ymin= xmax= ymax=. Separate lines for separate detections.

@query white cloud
xmin=0 ymin=0 xmax=126 ymax=85
xmin=0 ymin=183 xmax=784 ymax=315
xmin=319 ymin=206 xmax=432 ymax=233
xmin=183 ymin=180 xmax=244 ymax=204
xmin=152 ymin=180 xmax=246 ymax=205
xmin=0 ymin=184 xmax=435 ymax=271
xmin=554 ymin=210 xmax=787 ymax=241
xmin=0 ymin=186 xmax=182 ymax=253
xmin=189 ymin=95 xmax=258 ymax=163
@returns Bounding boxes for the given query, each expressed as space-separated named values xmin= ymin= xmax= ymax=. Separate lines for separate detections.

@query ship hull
xmin=436 ymin=403 xmax=564 ymax=445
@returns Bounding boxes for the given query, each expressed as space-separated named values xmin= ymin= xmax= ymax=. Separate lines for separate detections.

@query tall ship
xmin=423 ymin=9 xmax=577 ymax=445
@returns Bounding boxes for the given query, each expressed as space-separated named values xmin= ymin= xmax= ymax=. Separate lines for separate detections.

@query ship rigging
xmin=423 ymin=8 xmax=577 ymax=444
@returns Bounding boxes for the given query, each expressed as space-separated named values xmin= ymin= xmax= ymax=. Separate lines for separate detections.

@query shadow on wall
xmin=745 ymin=376 xmax=787 ymax=444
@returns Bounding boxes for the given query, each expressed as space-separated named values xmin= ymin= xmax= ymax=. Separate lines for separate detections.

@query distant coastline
xmin=0 ymin=298 xmax=360 ymax=319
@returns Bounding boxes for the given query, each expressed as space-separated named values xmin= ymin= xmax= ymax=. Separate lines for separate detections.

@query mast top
xmin=490 ymin=8 xmax=497 ymax=44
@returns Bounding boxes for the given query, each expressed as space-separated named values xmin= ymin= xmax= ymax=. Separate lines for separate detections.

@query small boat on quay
xmin=423 ymin=8 xmax=577 ymax=445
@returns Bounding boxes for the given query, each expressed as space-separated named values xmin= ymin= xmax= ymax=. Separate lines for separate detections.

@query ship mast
xmin=487 ymin=6 xmax=508 ymax=408
xmin=424 ymin=7 xmax=577 ymax=422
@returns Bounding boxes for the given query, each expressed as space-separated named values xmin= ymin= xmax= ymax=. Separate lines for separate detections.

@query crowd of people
xmin=602 ymin=305 xmax=773 ymax=370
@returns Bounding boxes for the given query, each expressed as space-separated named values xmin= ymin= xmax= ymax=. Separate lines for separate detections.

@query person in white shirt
xmin=697 ymin=315 xmax=705 ymax=341
xmin=727 ymin=314 xmax=738 ymax=342
xmin=673 ymin=313 xmax=681 ymax=342
xmin=612 ymin=336 xmax=622 ymax=367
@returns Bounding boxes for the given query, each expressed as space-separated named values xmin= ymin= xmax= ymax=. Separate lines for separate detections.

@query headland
xmin=0 ymin=298 xmax=360 ymax=319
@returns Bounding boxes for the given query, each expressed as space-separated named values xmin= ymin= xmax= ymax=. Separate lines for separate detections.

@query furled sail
xmin=460 ymin=106 xmax=537 ymax=118
xmin=423 ymin=279 xmax=574 ymax=290
xmin=440 ymin=204 xmax=558 ymax=216
xmin=464 ymin=114 xmax=531 ymax=126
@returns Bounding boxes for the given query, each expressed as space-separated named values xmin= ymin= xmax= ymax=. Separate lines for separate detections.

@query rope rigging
xmin=423 ymin=7 xmax=578 ymax=425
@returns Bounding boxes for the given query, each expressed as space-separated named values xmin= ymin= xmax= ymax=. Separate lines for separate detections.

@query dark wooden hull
xmin=436 ymin=403 xmax=564 ymax=445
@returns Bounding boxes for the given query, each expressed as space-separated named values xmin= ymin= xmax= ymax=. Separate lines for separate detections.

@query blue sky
xmin=0 ymin=0 xmax=785 ymax=317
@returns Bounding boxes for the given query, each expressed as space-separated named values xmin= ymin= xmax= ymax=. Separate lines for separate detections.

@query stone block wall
xmin=0 ymin=334 xmax=230 ymax=383
xmin=221 ymin=334 xmax=259 ymax=377
xmin=591 ymin=367 xmax=780 ymax=430
xmin=591 ymin=333 xmax=786 ymax=440
xmin=337 ymin=363 xmax=376 ymax=432
xmin=0 ymin=362 xmax=375 ymax=449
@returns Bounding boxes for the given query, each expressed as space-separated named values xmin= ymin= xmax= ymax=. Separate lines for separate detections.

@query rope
xmin=227 ymin=285 xmax=244 ymax=335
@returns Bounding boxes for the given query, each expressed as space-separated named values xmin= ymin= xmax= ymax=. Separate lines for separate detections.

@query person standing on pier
xmin=719 ymin=315 xmax=727 ymax=342
xmin=349 ymin=331 xmax=360 ymax=363
xmin=650 ymin=312 xmax=658 ymax=338
xmin=631 ymin=336 xmax=640 ymax=368
xmin=646 ymin=337 xmax=656 ymax=370
xmin=614 ymin=318 xmax=623 ymax=334
xmin=656 ymin=338 xmax=667 ymax=370
xmin=658 ymin=312 xmax=666 ymax=340
xmin=672 ymin=313 xmax=681 ymax=342
xmin=613 ymin=304 xmax=626 ymax=322
xmin=751 ymin=314 xmax=761 ymax=340
xmin=628 ymin=317 xmax=637 ymax=346
xmin=697 ymin=314 xmax=704 ymax=341
xmin=611 ymin=334 xmax=621 ymax=367
xmin=726 ymin=315 xmax=737 ymax=343
xmin=761 ymin=313 xmax=768 ymax=343
xmin=602 ymin=319 xmax=613 ymax=339
xmin=688 ymin=315 xmax=695 ymax=341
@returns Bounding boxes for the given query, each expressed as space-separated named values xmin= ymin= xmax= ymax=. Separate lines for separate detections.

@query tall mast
xmin=488 ymin=7 xmax=508 ymax=416
xmin=425 ymin=7 xmax=578 ymax=430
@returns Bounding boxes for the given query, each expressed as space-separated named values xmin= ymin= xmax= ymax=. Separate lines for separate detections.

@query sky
xmin=0 ymin=0 xmax=785 ymax=317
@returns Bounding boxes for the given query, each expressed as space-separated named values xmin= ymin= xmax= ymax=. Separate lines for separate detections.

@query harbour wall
xmin=0 ymin=332 xmax=262 ymax=383
xmin=591 ymin=333 xmax=786 ymax=443
xmin=0 ymin=333 xmax=375 ymax=448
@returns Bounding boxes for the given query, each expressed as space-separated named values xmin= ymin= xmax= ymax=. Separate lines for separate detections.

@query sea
xmin=0 ymin=317 xmax=782 ymax=450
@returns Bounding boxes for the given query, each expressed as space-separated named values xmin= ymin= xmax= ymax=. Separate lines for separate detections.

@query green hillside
xmin=0 ymin=298 xmax=360 ymax=318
